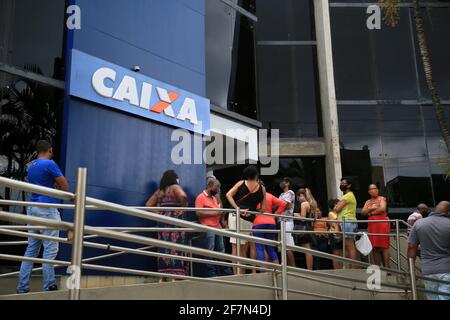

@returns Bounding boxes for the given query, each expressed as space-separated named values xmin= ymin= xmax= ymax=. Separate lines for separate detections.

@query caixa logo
xmin=69 ymin=49 xmax=210 ymax=134
xmin=92 ymin=67 xmax=198 ymax=125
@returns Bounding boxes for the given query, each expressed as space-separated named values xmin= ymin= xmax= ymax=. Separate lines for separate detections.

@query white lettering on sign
xmin=177 ymin=98 xmax=198 ymax=125
xmin=113 ymin=75 xmax=139 ymax=106
xmin=91 ymin=67 xmax=199 ymax=123
xmin=140 ymin=83 xmax=153 ymax=110
xmin=92 ymin=67 xmax=116 ymax=98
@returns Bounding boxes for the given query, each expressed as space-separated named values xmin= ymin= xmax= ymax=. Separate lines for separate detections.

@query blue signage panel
xmin=69 ymin=49 xmax=210 ymax=134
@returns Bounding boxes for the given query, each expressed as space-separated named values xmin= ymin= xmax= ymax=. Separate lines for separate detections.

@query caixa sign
xmin=69 ymin=49 xmax=210 ymax=134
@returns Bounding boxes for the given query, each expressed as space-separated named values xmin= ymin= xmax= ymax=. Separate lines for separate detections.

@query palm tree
xmin=0 ymin=68 xmax=57 ymax=208
xmin=411 ymin=0 xmax=450 ymax=154
xmin=380 ymin=0 xmax=450 ymax=177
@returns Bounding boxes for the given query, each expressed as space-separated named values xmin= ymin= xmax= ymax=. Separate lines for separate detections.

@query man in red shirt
xmin=195 ymin=178 xmax=232 ymax=277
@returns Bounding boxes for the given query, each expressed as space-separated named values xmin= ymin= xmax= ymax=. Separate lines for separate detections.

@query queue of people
xmin=14 ymin=141 xmax=449 ymax=300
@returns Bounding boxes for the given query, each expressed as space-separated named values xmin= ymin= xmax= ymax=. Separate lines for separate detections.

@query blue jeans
xmin=252 ymin=224 xmax=279 ymax=262
xmin=342 ymin=221 xmax=358 ymax=239
xmin=425 ymin=273 xmax=450 ymax=300
xmin=17 ymin=207 xmax=60 ymax=293
xmin=203 ymin=232 xmax=231 ymax=277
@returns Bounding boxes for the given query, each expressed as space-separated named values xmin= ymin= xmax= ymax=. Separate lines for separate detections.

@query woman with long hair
xmin=294 ymin=188 xmax=317 ymax=270
xmin=146 ymin=170 xmax=189 ymax=282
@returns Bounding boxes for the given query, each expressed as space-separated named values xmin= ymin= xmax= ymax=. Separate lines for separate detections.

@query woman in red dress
xmin=362 ymin=184 xmax=391 ymax=268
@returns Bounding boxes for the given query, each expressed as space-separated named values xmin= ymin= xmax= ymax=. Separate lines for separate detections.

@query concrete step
xmin=0 ymin=274 xmax=158 ymax=296
xmin=0 ymin=269 xmax=417 ymax=300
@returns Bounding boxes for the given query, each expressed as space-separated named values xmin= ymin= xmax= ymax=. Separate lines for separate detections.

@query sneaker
xmin=221 ymin=268 xmax=234 ymax=276
xmin=16 ymin=289 xmax=29 ymax=294
xmin=47 ymin=284 xmax=58 ymax=291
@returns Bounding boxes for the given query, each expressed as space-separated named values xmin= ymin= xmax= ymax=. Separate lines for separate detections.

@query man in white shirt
xmin=407 ymin=203 xmax=429 ymax=226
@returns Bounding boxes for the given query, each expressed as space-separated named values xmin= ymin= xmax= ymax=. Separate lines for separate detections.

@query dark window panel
xmin=371 ymin=8 xmax=418 ymax=100
xmin=330 ymin=7 xmax=377 ymax=100
xmin=205 ymin=0 xmax=258 ymax=119
xmin=255 ymin=0 xmax=315 ymax=41
xmin=338 ymin=104 xmax=439 ymax=208
xmin=414 ymin=8 xmax=450 ymax=100
xmin=257 ymin=45 xmax=320 ymax=138
xmin=0 ymin=0 xmax=66 ymax=80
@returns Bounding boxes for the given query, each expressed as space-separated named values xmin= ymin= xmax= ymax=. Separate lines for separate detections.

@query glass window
xmin=370 ymin=8 xmax=417 ymax=100
xmin=257 ymin=45 xmax=321 ymax=138
xmin=415 ymin=7 xmax=450 ymax=100
xmin=339 ymin=105 xmax=437 ymax=208
xmin=0 ymin=0 xmax=66 ymax=80
xmin=205 ymin=0 xmax=258 ymax=119
xmin=422 ymin=105 xmax=450 ymax=203
xmin=330 ymin=7 xmax=377 ymax=100
xmin=255 ymin=0 xmax=315 ymax=41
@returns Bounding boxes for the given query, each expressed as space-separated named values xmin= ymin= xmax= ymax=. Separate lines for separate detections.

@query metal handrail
xmin=0 ymin=229 xmax=419 ymax=296
xmin=0 ymin=224 xmax=401 ymax=237
xmin=0 ymin=199 xmax=411 ymax=225
xmin=1 ymin=174 xmax=446 ymax=300
xmin=3 ymin=212 xmax=446 ymax=298
xmin=0 ymin=209 xmax=409 ymax=277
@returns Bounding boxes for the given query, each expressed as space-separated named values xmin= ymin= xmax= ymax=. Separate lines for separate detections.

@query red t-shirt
xmin=254 ymin=193 xmax=287 ymax=225
xmin=195 ymin=191 xmax=222 ymax=228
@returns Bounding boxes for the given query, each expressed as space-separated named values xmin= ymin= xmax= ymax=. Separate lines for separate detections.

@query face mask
xmin=280 ymin=182 xmax=286 ymax=189
xmin=368 ymin=189 xmax=378 ymax=197
xmin=209 ymin=189 xmax=219 ymax=197
xmin=339 ymin=185 xmax=348 ymax=192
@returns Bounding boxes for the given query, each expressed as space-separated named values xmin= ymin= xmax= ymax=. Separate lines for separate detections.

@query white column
xmin=314 ymin=0 xmax=342 ymax=199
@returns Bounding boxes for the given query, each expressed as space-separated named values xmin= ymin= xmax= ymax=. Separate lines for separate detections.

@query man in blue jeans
xmin=195 ymin=178 xmax=232 ymax=277
xmin=17 ymin=140 xmax=69 ymax=294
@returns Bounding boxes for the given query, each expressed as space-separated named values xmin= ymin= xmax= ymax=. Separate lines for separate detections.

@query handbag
xmin=355 ymin=232 xmax=373 ymax=256
xmin=240 ymin=210 xmax=255 ymax=223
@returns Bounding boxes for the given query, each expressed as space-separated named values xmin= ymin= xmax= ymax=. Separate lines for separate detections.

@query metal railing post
xmin=342 ymin=218 xmax=346 ymax=269
xmin=272 ymin=270 xmax=279 ymax=300
xmin=408 ymin=258 xmax=418 ymax=300
xmin=395 ymin=220 xmax=401 ymax=271
xmin=280 ymin=220 xmax=288 ymax=300
xmin=236 ymin=207 xmax=241 ymax=275
xmin=68 ymin=168 xmax=87 ymax=300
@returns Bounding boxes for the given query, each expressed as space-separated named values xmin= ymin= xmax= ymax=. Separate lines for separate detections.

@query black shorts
xmin=329 ymin=234 xmax=343 ymax=251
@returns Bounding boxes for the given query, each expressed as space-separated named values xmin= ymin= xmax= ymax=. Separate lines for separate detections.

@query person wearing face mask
xmin=334 ymin=177 xmax=359 ymax=268
xmin=362 ymin=184 xmax=390 ymax=268
xmin=195 ymin=178 xmax=232 ymax=277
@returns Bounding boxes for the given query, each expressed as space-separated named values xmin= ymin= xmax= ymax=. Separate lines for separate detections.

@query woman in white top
xmin=279 ymin=177 xmax=296 ymax=267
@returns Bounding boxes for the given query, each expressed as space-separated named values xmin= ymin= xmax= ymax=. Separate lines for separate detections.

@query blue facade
xmin=59 ymin=0 xmax=207 ymax=272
